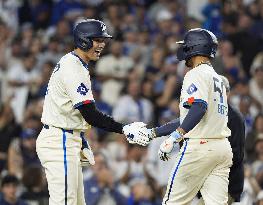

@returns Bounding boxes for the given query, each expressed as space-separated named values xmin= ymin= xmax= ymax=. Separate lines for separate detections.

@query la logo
xmin=101 ymin=23 xmax=106 ymax=31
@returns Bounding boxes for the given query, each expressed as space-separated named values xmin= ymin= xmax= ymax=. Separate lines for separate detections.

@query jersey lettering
xmin=213 ymin=77 xmax=227 ymax=116
xmin=213 ymin=77 xmax=224 ymax=103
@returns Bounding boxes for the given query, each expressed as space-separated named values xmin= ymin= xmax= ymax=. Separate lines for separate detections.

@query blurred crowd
xmin=0 ymin=0 xmax=262 ymax=205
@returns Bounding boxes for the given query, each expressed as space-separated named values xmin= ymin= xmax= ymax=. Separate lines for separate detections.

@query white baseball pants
xmin=162 ymin=138 xmax=233 ymax=205
xmin=36 ymin=125 xmax=86 ymax=205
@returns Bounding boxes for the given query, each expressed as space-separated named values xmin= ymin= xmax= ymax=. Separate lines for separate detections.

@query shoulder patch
xmin=187 ymin=83 xmax=198 ymax=95
xmin=77 ymin=83 xmax=89 ymax=96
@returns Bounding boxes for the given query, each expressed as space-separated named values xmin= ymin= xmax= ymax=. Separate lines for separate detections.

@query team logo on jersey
xmin=77 ymin=83 xmax=89 ymax=96
xmin=187 ymin=83 xmax=197 ymax=95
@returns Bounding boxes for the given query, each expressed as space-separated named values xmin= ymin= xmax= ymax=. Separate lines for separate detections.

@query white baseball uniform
xmin=163 ymin=63 xmax=233 ymax=205
xmin=36 ymin=52 xmax=94 ymax=205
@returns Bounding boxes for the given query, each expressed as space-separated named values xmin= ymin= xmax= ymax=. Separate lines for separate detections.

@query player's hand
xmin=80 ymin=135 xmax=95 ymax=166
xmin=158 ymin=130 xmax=183 ymax=161
xmin=122 ymin=122 xmax=150 ymax=146
xmin=139 ymin=128 xmax=157 ymax=141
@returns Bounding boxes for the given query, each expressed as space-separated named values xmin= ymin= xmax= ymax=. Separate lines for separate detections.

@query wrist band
xmin=151 ymin=128 xmax=157 ymax=139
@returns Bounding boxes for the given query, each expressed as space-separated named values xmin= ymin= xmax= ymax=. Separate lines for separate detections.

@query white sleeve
xmin=61 ymin=60 xmax=94 ymax=108
xmin=181 ymin=71 xmax=208 ymax=109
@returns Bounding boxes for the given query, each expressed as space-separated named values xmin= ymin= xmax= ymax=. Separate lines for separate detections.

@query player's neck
xmin=191 ymin=56 xmax=211 ymax=68
xmin=74 ymin=48 xmax=90 ymax=64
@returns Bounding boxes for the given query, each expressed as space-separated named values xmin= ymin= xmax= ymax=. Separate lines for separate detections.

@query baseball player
xmin=135 ymin=28 xmax=233 ymax=204
xmin=36 ymin=19 xmax=149 ymax=205
xmin=195 ymin=76 xmax=245 ymax=205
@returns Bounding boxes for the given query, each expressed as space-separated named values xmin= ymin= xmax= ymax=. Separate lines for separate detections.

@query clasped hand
xmin=122 ymin=122 xmax=156 ymax=146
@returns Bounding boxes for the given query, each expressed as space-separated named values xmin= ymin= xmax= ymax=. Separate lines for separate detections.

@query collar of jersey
xmin=194 ymin=61 xmax=212 ymax=68
xmin=71 ymin=51 xmax=89 ymax=70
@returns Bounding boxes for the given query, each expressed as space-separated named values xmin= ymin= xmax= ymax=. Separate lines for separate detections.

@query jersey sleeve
xmin=181 ymin=70 xmax=208 ymax=109
xmin=61 ymin=59 xmax=95 ymax=109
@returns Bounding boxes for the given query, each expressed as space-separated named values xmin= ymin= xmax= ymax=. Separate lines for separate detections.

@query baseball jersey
xmin=180 ymin=63 xmax=231 ymax=139
xmin=41 ymin=52 xmax=94 ymax=130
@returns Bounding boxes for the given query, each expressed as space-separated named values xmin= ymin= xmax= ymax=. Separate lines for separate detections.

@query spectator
xmin=84 ymin=152 xmax=127 ymax=205
xmin=118 ymin=144 xmax=147 ymax=189
xmin=217 ymin=39 xmax=245 ymax=84
xmin=40 ymin=36 xmax=63 ymax=67
xmin=50 ymin=0 xmax=85 ymax=25
xmin=33 ymin=61 xmax=54 ymax=99
xmin=92 ymin=80 xmax=113 ymax=139
xmin=249 ymin=52 xmax=263 ymax=110
xmin=112 ymin=80 xmax=153 ymax=124
xmin=257 ymin=190 xmax=263 ymax=205
xmin=6 ymin=51 xmax=39 ymax=123
xmin=145 ymin=137 xmax=179 ymax=194
xmin=222 ymin=10 xmax=261 ymax=75
xmin=238 ymin=95 xmax=254 ymax=134
xmin=0 ymin=174 xmax=28 ymax=205
xmin=8 ymin=116 xmax=41 ymax=179
xmin=0 ymin=102 xmax=21 ymax=173
xmin=127 ymin=180 xmax=157 ymax=205
xmin=95 ymin=41 xmax=134 ymax=106
xmin=240 ymin=164 xmax=261 ymax=205
xmin=251 ymin=134 xmax=263 ymax=187
xmin=201 ymin=0 xmax=222 ymax=37
xmin=20 ymin=165 xmax=48 ymax=205
xmin=246 ymin=113 xmax=263 ymax=163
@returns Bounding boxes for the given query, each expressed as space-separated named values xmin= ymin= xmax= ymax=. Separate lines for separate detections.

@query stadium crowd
xmin=0 ymin=0 xmax=262 ymax=204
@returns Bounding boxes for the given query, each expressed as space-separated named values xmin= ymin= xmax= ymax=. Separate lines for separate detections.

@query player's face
xmin=86 ymin=38 xmax=108 ymax=61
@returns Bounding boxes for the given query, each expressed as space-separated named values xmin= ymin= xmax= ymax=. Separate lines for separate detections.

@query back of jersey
xmin=179 ymin=64 xmax=231 ymax=139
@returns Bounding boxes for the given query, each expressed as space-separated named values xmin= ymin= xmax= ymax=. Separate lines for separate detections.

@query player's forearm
xmin=154 ymin=118 xmax=180 ymax=137
xmin=180 ymin=102 xmax=207 ymax=133
xmin=78 ymin=103 xmax=123 ymax=134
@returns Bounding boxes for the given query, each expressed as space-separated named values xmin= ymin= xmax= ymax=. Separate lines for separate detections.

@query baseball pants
xmin=36 ymin=125 xmax=86 ymax=205
xmin=162 ymin=138 xmax=233 ymax=205
xmin=197 ymin=193 xmax=235 ymax=205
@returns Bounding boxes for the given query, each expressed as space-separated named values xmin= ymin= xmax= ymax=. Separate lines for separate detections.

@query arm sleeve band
xmin=180 ymin=102 xmax=207 ymax=133
xmin=77 ymin=103 xmax=123 ymax=134
xmin=155 ymin=118 xmax=180 ymax=137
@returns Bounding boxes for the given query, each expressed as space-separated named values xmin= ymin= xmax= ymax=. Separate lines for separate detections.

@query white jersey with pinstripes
xmin=41 ymin=52 xmax=94 ymax=130
xmin=179 ymin=63 xmax=231 ymax=139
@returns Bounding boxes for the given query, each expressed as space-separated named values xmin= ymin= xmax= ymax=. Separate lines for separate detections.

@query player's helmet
xmin=73 ymin=19 xmax=112 ymax=51
xmin=176 ymin=28 xmax=218 ymax=61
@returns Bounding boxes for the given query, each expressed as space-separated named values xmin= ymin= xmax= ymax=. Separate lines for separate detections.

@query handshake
xmin=123 ymin=122 xmax=184 ymax=161
xmin=122 ymin=122 xmax=156 ymax=146
xmin=81 ymin=122 xmax=184 ymax=165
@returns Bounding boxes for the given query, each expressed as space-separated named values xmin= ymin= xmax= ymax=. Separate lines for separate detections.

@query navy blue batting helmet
xmin=176 ymin=28 xmax=218 ymax=61
xmin=73 ymin=19 xmax=112 ymax=51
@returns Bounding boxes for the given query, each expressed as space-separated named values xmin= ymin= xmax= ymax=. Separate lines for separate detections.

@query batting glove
xmin=158 ymin=130 xmax=183 ymax=161
xmin=80 ymin=135 xmax=95 ymax=166
xmin=122 ymin=122 xmax=151 ymax=146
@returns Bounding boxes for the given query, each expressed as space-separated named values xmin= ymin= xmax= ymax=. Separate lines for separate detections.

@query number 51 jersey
xmin=179 ymin=64 xmax=231 ymax=139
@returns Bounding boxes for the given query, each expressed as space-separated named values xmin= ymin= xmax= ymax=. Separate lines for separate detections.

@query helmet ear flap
xmin=78 ymin=37 xmax=93 ymax=51
xmin=177 ymin=44 xmax=193 ymax=61
xmin=177 ymin=45 xmax=186 ymax=61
